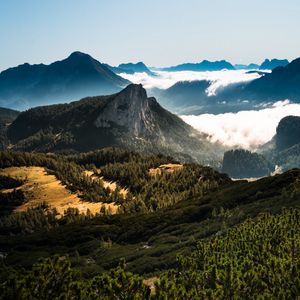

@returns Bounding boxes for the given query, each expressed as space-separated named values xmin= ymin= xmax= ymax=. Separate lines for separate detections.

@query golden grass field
xmin=149 ymin=164 xmax=183 ymax=176
xmin=0 ymin=167 xmax=119 ymax=215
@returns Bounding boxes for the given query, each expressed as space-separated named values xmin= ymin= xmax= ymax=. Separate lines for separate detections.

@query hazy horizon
xmin=1 ymin=0 xmax=300 ymax=71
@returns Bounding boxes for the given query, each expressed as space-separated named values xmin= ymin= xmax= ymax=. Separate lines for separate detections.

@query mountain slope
xmin=7 ymin=84 xmax=221 ymax=163
xmin=0 ymin=52 xmax=130 ymax=110
xmin=1 ymin=149 xmax=299 ymax=275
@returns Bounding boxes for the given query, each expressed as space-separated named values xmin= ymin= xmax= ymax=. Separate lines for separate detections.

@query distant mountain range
xmin=234 ymin=59 xmax=289 ymax=70
xmin=105 ymin=62 xmax=154 ymax=76
xmin=154 ymin=57 xmax=300 ymax=114
xmin=159 ymin=58 xmax=289 ymax=72
xmin=234 ymin=63 xmax=260 ymax=70
xmin=5 ymin=84 xmax=223 ymax=164
xmin=160 ymin=60 xmax=235 ymax=72
xmin=0 ymin=52 xmax=130 ymax=110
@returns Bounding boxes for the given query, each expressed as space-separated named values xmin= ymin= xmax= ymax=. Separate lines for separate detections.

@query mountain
xmin=234 ymin=63 xmax=260 ymax=70
xmin=104 ymin=62 xmax=154 ymax=76
xmin=6 ymin=84 xmax=222 ymax=163
xmin=222 ymin=149 xmax=273 ymax=178
xmin=161 ymin=60 xmax=235 ymax=72
xmin=0 ymin=52 xmax=130 ymax=110
xmin=259 ymin=58 xmax=289 ymax=70
xmin=118 ymin=62 xmax=154 ymax=75
xmin=154 ymin=80 xmax=211 ymax=114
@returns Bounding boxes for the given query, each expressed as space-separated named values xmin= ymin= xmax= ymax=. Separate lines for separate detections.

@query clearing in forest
xmin=149 ymin=164 xmax=183 ymax=176
xmin=0 ymin=167 xmax=119 ymax=215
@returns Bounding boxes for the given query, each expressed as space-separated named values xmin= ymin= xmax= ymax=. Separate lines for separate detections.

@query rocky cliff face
xmin=95 ymin=84 xmax=157 ymax=137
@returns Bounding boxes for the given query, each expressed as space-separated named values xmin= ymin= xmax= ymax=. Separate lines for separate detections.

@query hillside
xmin=0 ymin=52 xmax=130 ymax=110
xmin=0 ymin=149 xmax=300 ymax=299
xmin=6 ymin=84 xmax=222 ymax=164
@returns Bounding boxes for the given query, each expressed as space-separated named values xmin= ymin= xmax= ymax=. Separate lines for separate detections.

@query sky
xmin=1 ymin=0 xmax=300 ymax=71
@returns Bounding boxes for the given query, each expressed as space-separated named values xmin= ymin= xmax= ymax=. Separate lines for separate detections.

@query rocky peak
xmin=94 ymin=84 xmax=157 ymax=136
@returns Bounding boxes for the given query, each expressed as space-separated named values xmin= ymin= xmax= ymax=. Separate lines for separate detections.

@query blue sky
xmin=1 ymin=0 xmax=300 ymax=70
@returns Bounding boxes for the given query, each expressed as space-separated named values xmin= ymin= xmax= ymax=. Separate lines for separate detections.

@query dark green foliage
xmin=0 ymin=175 xmax=23 ymax=189
xmin=155 ymin=208 xmax=300 ymax=299
xmin=0 ymin=256 xmax=150 ymax=300
xmin=101 ymin=162 xmax=230 ymax=212
xmin=0 ymin=107 xmax=19 ymax=150
xmin=1 ymin=209 xmax=299 ymax=299
xmin=0 ymin=190 xmax=26 ymax=216
xmin=222 ymin=149 xmax=273 ymax=178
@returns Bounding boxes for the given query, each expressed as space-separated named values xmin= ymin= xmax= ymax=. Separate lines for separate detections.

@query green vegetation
xmin=1 ymin=208 xmax=299 ymax=299
xmin=1 ymin=148 xmax=300 ymax=298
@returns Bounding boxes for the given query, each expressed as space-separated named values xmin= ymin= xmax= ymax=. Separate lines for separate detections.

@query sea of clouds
xmin=119 ymin=69 xmax=262 ymax=96
xmin=181 ymin=100 xmax=300 ymax=149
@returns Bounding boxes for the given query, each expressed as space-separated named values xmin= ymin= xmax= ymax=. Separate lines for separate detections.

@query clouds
xmin=181 ymin=101 xmax=300 ymax=149
xmin=119 ymin=70 xmax=262 ymax=95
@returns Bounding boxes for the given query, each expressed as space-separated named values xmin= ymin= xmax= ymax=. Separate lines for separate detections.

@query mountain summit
xmin=0 ymin=52 xmax=130 ymax=110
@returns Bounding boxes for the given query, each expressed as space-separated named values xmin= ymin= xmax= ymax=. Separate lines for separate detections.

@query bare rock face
xmin=95 ymin=84 xmax=157 ymax=137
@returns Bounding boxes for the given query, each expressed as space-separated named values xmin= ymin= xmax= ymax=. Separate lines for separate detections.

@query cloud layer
xmin=119 ymin=70 xmax=262 ymax=95
xmin=181 ymin=101 xmax=300 ymax=149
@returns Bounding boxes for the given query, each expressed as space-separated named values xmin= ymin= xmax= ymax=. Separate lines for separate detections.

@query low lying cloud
xmin=181 ymin=101 xmax=300 ymax=149
xmin=119 ymin=70 xmax=262 ymax=96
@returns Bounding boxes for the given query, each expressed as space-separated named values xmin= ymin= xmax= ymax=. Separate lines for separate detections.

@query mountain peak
xmin=66 ymin=51 xmax=96 ymax=63
xmin=68 ymin=51 xmax=91 ymax=58
xmin=118 ymin=84 xmax=147 ymax=99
